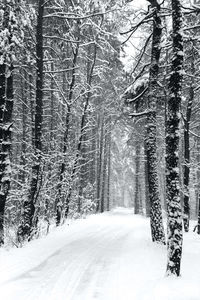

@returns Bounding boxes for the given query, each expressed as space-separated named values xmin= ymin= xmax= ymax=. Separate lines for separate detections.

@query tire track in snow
xmin=1 ymin=222 xmax=134 ymax=300
xmin=1 ymin=210 xmax=150 ymax=300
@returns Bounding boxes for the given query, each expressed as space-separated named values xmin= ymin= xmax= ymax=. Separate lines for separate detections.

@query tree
xmin=0 ymin=0 xmax=22 ymax=245
xmin=165 ymin=0 xmax=183 ymax=277
xmin=182 ymin=43 xmax=194 ymax=232
xmin=55 ymin=19 xmax=80 ymax=226
xmin=123 ymin=0 xmax=166 ymax=241
xmin=145 ymin=0 xmax=165 ymax=244
xmin=18 ymin=0 xmax=45 ymax=241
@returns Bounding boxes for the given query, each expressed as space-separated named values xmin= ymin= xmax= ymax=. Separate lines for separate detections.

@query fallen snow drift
xmin=0 ymin=207 xmax=200 ymax=300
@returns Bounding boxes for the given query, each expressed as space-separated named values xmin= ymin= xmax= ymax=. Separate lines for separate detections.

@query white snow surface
xmin=0 ymin=207 xmax=200 ymax=300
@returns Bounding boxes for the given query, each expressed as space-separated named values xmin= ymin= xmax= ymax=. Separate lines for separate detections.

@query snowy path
xmin=0 ymin=208 xmax=200 ymax=300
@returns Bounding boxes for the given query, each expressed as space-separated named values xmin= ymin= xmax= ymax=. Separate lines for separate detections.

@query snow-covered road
xmin=0 ymin=208 xmax=200 ymax=300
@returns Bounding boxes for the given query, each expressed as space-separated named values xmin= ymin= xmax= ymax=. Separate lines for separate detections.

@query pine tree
xmin=146 ymin=0 xmax=165 ymax=244
xmin=183 ymin=48 xmax=194 ymax=232
xmin=165 ymin=0 xmax=183 ymax=276
xmin=18 ymin=0 xmax=45 ymax=241
xmin=0 ymin=0 xmax=20 ymax=245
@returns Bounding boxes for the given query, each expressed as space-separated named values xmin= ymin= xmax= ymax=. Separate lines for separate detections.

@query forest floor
xmin=0 ymin=207 xmax=200 ymax=300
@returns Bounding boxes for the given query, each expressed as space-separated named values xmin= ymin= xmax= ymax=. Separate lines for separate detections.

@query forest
xmin=0 ymin=0 xmax=200 ymax=293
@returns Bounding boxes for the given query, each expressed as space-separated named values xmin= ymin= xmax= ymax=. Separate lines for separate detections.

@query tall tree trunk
xmin=146 ymin=0 xmax=165 ymax=244
xmin=166 ymin=0 xmax=183 ymax=276
xmin=20 ymin=69 xmax=28 ymax=183
xmin=0 ymin=2 xmax=14 ymax=245
xmin=106 ymin=119 xmax=111 ymax=211
xmin=196 ymin=192 xmax=200 ymax=234
xmin=194 ymin=139 xmax=200 ymax=233
xmin=18 ymin=0 xmax=44 ymax=241
xmin=134 ymin=141 xmax=140 ymax=214
xmin=29 ymin=70 xmax=35 ymax=148
xmin=96 ymin=114 xmax=104 ymax=213
xmin=77 ymin=130 xmax=88 ymax=214
xmin=183 ymin=47 xmax=194 ymax=232
xmin=89 ymin=125 xmax=97 ymax=186
xmin=0 ymin=62 xmax=6 ymax=246
xmin=101 ymin=125 xmax=108 ymax=213
xmin=50 ymin=61 xmax=54 ymax=146
xmin=144 ymin=140 xmax=150 ymax=217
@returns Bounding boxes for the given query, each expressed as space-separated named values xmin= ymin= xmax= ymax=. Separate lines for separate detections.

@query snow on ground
xmin=0 ymin=207 xmax=200 ymax=300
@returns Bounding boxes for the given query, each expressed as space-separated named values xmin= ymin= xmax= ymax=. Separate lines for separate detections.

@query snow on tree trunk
xmin=183 ymin=46 xmax=194 ymax=232
xmin=0 ymin=62 xmax=6 ymax=245
xmin=166 ymin=0 xmax=183 ymax=276
xmin=96 ymin=113 xmax=104 ymax=213
xmin=0 ymin=1 xmax=15 ymax=245
xmin=18 ymin=0 xmax=44 ymax=241
xmin=134 ymin=141 xmax=140 ymax=214
xmin=146 ymin=0 xmax=165 ymax=244
xmin=144 ymin=140 xmax=150 ymax=217
xmin=106 ymin=118 xmax=111 ymax=211
xmin=101 ymin=120 xmax=109 ymax=213
xmin=183 ymin=87 xmax=193 ymax=232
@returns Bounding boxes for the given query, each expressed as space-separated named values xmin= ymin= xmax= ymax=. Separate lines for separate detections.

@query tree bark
xmin=106 ymin=118 xmax=111 ymax=211
xmin=18 ymin=0 xmax=44 ymax=241
xmin=196 ymin=190 xmax=200 ymax=233
xmin=144 ymin=140 xmax=150 ymax=217
xmin=96 ymin=113 xmax=104 ymax=213
xmin=101 ymin=124 xmax=108 ymax=213
xmin=183 ymin=47 xmax=194 ymax=232
xmin=146 ymin=0 xmax=165 ymax=244
xmin=134 ymin=141 xmax=140 ymax=214
xmin=0 ymin=2 xmax=14 ymax=245
xmin=166 ymin=0 xmax=183 ymax=276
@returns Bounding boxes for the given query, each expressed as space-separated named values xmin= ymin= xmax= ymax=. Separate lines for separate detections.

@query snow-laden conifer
xmin=146 ymin=0 xmax=165 ymax=244
xmin=166 ymin=0 xmax=183 ymax=276
xmin=0 ymin=0 xmax=26 ymax=245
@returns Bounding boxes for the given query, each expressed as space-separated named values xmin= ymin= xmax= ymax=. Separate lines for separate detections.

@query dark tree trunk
xmin=146 ymin=0 xmax=165 ymax=244
xmin=29 ymin=70 xmax=35 ymax=147
xmin=106 ymin=118 xmax=111 ymax=211
xmin=194 ymin=139 xmax=200 ymax=234
xmin=0 ymin=62 xmax=6 ymax=246
xmin=134 ymin=141 xmax=140 ymax=214
xmin=166 ymin=0 xmax=183 ymax=277
xmin=20 ymin=69 xmax=27 ymax=183
xmin=77 ymin=130 xmax=88 ymax=214
xmin=50 ymin=61 xmax=54 ymax=145
xmin=197 ymin=192 xmax=200 ymax=234
xmin=18 ymin=0 xmax=44 ymax=241
xmin=183 ymin=48 xmax=194 ymax=232
xmin=89 ymin=125 xmax=97 ymax=186
xmin=96 ymin=114 xmax=104 ymax=213
xmin=101 ymin=125 xmax=108 ymax=213
xmin=144 ymin=140 xmax=150 ymax=217
xmin=0 ymin=3 xmax=14 ymax=245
